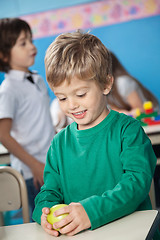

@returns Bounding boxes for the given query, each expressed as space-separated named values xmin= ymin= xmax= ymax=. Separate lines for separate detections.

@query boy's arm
xmin=32 ymin=144 xmax=64 ymax=224
xmin=0 ymin=118 xmax=44 ymax=188
xmin=80 ymin=122 xmax=157 ymax=230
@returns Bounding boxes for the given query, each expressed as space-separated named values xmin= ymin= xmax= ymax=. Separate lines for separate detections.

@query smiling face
xmin=53 ymin=76 xmax=112 ymax=130
xmin=9 ymin=30 xmax=37 ymax=72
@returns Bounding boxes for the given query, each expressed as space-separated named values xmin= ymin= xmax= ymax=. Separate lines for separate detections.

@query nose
xmin=30 ymin=43 xmax=37 ymax=55
xmin=67 ymin=98 xmax=79 ymax=110
xmin=30 ymin=42 xmax=36 ymax=50
xmin=27 ymin=40 xmax=36 ymax=50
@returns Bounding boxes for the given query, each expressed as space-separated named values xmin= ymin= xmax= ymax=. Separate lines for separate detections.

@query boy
xmin=0 ymin=18 xmax=55 ymax=218
xmin=32 ymin=31 xmax=157 ymax=237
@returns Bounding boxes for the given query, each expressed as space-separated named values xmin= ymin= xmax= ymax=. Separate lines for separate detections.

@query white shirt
xmin=116 ymin=75 xmax=160 ymax=112
xmin=50 ymin=98 xmax=73 ymax=133
xmin=0 ymin=70 xmax=55 ymax=179
xmin=116 ymin=75 xmax=146 ymax=103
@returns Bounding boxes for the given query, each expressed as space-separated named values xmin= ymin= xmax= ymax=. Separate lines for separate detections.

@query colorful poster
xmin=21 ymin=0 xmax=160 ymax=39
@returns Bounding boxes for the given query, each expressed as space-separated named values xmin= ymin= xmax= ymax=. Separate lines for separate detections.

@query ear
xmin=3 ymin=57 xmax=8 ymax=63
xmin=0 ymin=52 xmax=8 ymax=63
xmin=103 ymin=75 xmax=114 ymax=95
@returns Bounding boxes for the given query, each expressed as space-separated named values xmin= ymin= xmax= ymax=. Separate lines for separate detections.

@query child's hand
xmin=31 ymin=161 xmax=45 ymax=189
xmin=53 ymin=202 xmax=91 ymax=236
xmin=41 ymin=207 xmax=60 ymax=237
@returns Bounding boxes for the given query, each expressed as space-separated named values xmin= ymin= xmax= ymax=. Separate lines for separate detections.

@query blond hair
xmin=45 ymin=31 xmax=112 ymax=89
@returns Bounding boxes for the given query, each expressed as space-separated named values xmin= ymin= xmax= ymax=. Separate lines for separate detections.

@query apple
xmin=47 ymin=204 xmax=68 ymax=231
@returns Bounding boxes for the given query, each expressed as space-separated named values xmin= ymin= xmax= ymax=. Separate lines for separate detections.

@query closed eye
xmin=59 ymin=97 xmax=66 ymax=101
xmin=77 ymin=93 xmax=86 ymax=98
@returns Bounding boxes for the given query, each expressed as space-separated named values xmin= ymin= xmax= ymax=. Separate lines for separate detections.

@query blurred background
xmin=0 ymin=0 xmax=160 ymax=103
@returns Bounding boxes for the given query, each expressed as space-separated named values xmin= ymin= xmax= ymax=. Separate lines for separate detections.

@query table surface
xmin=0 ymin=210 xmax=159 ymax=240
xmin=0 ymin=143 xmax=10 ymax=165
xmin=0 ymin=143 xmax=8 ymax=155
xmin=143 ymin=124 xmax=160 ymax=135
xmin=143 ymin=125 xmax=160 ymax=147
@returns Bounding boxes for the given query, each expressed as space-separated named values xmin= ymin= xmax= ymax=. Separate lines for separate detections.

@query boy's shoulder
xmin=111 ymin=110 xmax=138 ymax=123
xmin=0 ymin=70 xmax=23 ymax=88
xmin=0 ymin=76 xmax=15 ymax=93
xmin=111 ymin=110 xmax=143 ymax=132
xmin=52 ymin=122 xmax=75 ymax=141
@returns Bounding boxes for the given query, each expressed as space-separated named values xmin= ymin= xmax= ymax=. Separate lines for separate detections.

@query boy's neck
xmin=77 ymin=107 xmax=110 ymax=130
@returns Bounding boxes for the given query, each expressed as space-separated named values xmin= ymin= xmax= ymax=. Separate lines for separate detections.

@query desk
xmin=143 ymin=125 xmax=160 ymax=208
xmin=143 ymin=125 xmax=160 ymax=145
xmin=0 ymin=143 xmax=10 ymax=165
xmin=0 ymin=210 xmax=159 ymax=240
xmin=143 ymin=125 xmax=160 ymax=165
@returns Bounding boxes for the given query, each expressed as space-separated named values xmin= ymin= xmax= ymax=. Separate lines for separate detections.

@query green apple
xmin=47 ymin=204 xmax=68 ymax=231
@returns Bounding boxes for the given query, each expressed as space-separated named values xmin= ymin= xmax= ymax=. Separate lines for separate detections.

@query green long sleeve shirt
xmin=33 ymin=110 xmax=157 ymax=230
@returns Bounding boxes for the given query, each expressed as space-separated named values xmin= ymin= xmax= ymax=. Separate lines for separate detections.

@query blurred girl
xmin=107 ymin=52 xmax=159 ymax=117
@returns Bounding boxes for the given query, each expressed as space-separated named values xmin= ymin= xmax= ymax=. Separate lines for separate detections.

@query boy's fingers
xmin=42 ymin=207 xmax=50 ymax=214
xmin=59 ymin=220 xmax=77 ymax=235
xmin=54 ymin=205 xmax=69 ymax=216
xmin=66 ymin=226 xmax=80 ymax=236
xmin=53 ymin=215 xmax=72 ymax=230
xmin=44 ymin=227 xmax=60 ymax=237
xmin=42 ymin=221 xmax=52 ymax=230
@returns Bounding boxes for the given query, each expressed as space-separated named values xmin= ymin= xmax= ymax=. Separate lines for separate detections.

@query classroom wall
xmin=0 ymin=0 xmax=160 ymax=103
xmin=0 ymin=0 xmax=97 ymax=17
xmin=32 ymin=14 xmax=160 ymax=102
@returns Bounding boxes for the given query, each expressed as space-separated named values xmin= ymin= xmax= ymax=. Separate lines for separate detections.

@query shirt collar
xmin=5 ymin=69 xmax=38 ymax=83
xmin=6 ymin=70 xmax=26 ymax=82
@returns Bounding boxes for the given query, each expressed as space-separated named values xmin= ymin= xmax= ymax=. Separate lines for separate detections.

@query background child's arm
xmin=110 ymin=90 xmax=144 ymax=117
xmin=126 ymin=91 xmax=144 ymax=110
xmin=0 ymin=118 xmax=44 ymax=188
